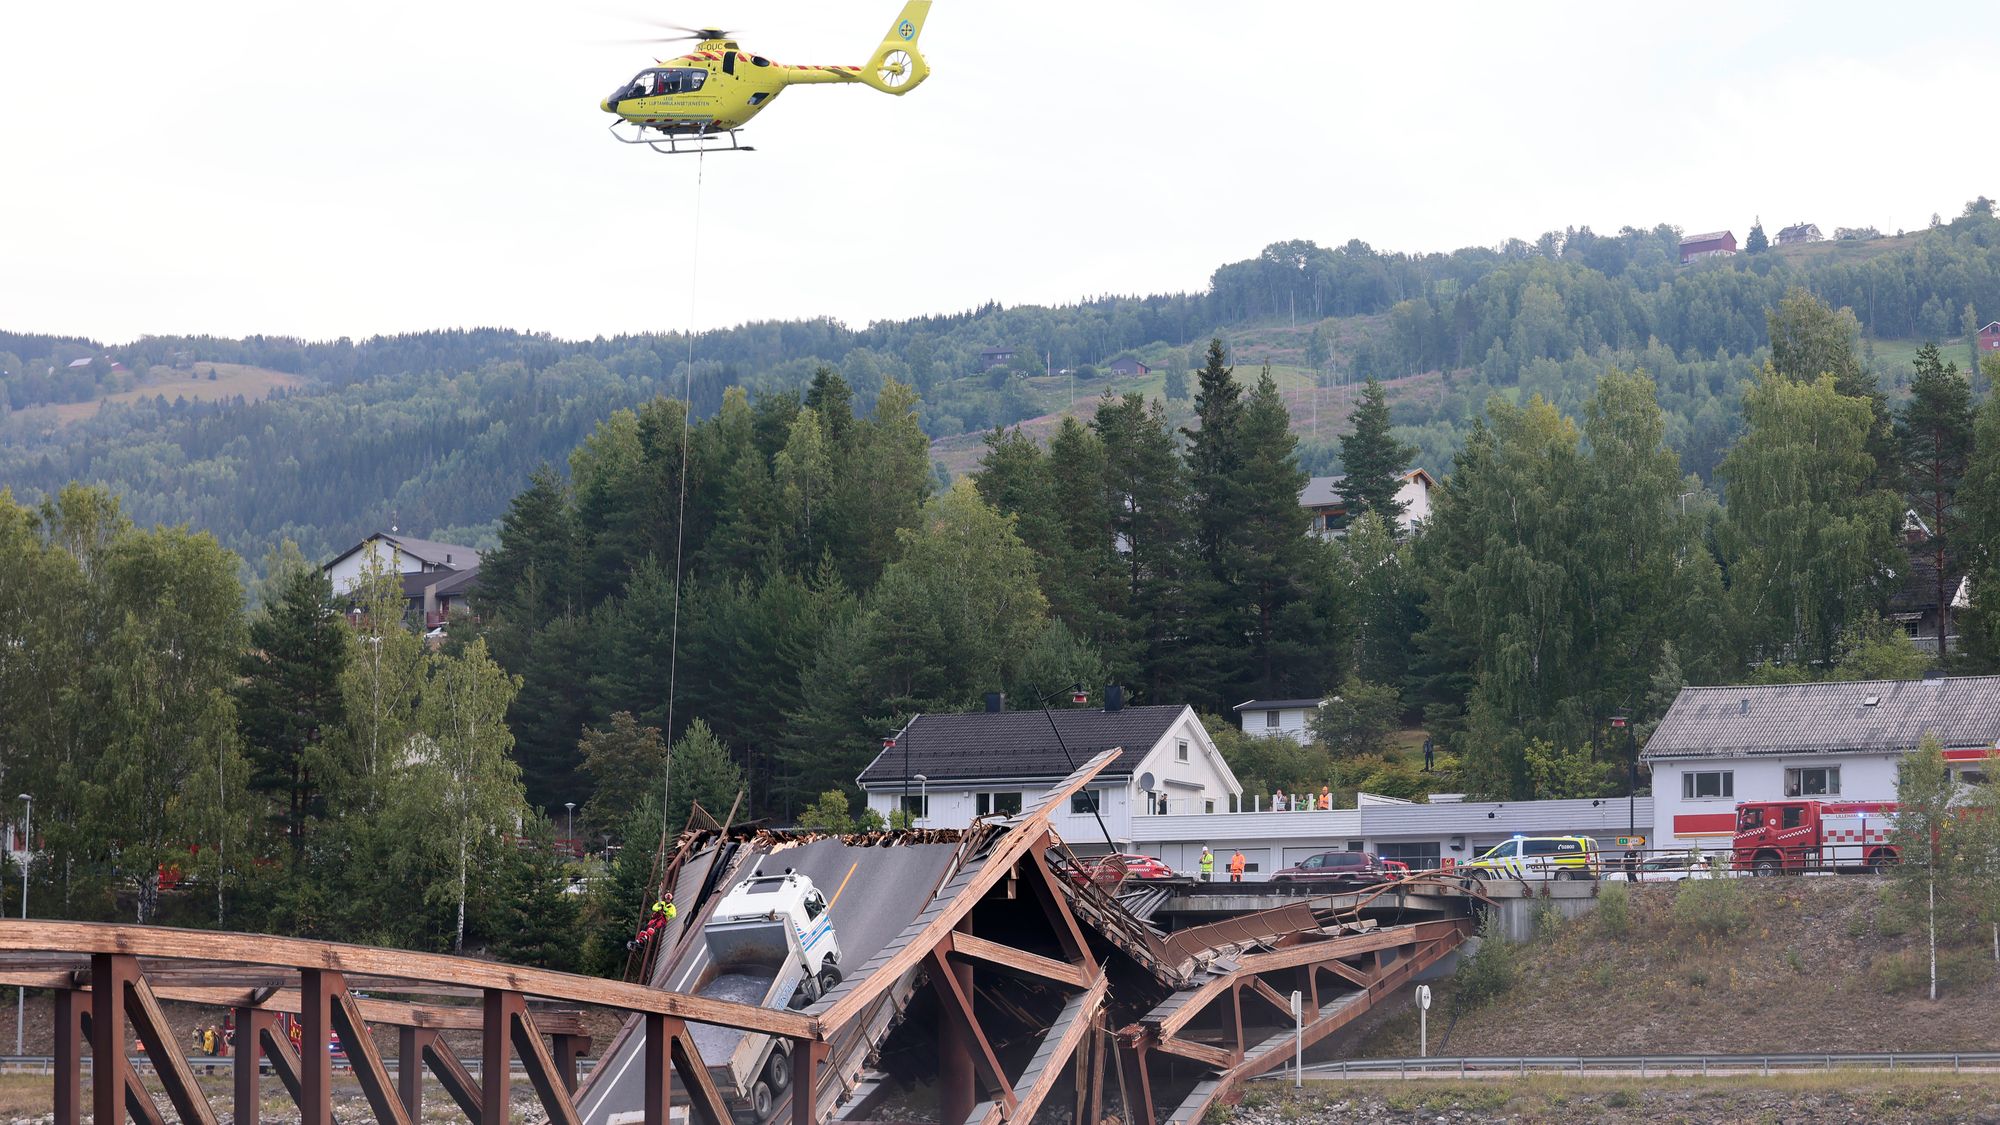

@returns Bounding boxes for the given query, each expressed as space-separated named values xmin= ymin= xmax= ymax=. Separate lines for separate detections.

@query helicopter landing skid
xmin=608 ymin=121 xmax=755 ymax=155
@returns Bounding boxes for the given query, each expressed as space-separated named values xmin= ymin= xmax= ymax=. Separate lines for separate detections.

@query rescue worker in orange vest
xmin=1228 ymin=850 xmax=1246 ymax=882
xmin=1318 ymin=786 xmax=1332 ymax=811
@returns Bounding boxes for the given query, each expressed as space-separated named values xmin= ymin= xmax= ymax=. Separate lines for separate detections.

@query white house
xmin=321 ymin=532 xmax=482 ymax=631
xmin=1232 ymin=698 xmax=1320 ymax=743
xmin=1298 ymin=469 xmax=1434 ymax=538
xmin=855 ymin=691 xmax=1241 ymax=846
xmin=1642 ymin=674 xmax=2000 ymax=854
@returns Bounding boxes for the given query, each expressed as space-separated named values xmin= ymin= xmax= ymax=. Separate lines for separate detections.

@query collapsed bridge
xmin=0 ymin=750 xmax=1486 ymax=1125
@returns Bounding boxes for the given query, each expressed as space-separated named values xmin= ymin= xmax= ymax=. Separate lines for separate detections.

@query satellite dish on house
xmin=1138 ymin=771 xmax=1155 ymax=791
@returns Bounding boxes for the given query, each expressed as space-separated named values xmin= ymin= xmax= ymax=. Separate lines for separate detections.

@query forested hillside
xmin=4 ymin=200 xmax=1999 ymax=569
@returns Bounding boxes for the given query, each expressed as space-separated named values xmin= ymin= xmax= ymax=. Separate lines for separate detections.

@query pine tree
xmin=665 ymin=719 xmax=744 ymax=830
xmin=478 ymin=463 xmax=577 ymax=665
xmin=1898 ymin=343 xmax=1975 ymax=655
xmin=1181 ymin=339 xmax=1245 ymax=567
xmin=1230 ymin=370 xmax=1325 ymax=698
xmin=1745 ymin=219 xmax=1769 ymax=254
xmin=578 ymin=711 xmax=667 ymax=839
xmin=1095 ymin=392 xmax=1195 ymax=700
xmin=239 ymin=558 xmax=350 ymax=859
xmin=1337 ymin=377 xmax=1416 ymax=526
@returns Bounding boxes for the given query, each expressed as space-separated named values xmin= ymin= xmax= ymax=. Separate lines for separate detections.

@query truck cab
xmin=707 ymin=869 xmax=843 ymax=1007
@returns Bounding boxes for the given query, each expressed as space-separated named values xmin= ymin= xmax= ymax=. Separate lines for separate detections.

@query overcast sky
xmin=2 ymin=1 xmax=1993 ymax=344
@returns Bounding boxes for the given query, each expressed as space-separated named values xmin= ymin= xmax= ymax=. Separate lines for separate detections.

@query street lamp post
xmin=914 ymin=775 xmax=928 ymax=826
xmin=15 ymin=792 xmax=29 ymax=1056
xmin=564 ymin=802 xmax=576 ymax=854
xmin=1610 ymin=717 xmax=1635 ymax=837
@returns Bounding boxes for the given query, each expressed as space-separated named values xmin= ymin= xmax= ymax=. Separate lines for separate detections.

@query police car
xmin=1462 ymin=835 xmax=1601 ymax=880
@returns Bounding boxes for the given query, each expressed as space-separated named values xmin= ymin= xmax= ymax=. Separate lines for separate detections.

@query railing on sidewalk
xmin=1264 ymin=1051 xmax=2000 ymax=1081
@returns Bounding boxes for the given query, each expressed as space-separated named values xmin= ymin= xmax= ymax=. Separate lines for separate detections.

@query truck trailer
xmin=686 ymin=869 xmax=843 ymax=1123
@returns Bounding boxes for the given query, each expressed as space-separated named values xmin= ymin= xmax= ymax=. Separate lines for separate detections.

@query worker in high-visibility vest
xmin=1199 ymin=847 xmax=1215 ymax=881
xmin=1228 ymin=851 xmax=1246 ymax=882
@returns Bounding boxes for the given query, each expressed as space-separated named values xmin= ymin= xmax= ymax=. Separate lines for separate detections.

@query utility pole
xmin=1611 ymin=717 xmax=1634 ymax=837
xmin=15 ymin=792 xmax=29 ymax=1056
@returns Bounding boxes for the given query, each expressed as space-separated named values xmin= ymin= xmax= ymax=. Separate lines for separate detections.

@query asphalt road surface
xmin=579 ymin=840 xmax=961 ymax=1125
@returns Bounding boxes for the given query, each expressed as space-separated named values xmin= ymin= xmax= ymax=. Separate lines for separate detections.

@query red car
xmin=1070 ymin=853 xmax=1175 ymax=886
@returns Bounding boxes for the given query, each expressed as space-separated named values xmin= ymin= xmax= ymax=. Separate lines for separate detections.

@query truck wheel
xmin=765 ymin=1048 xmax=792 ymax=1092
xmin=819 ymin=965 xmax=842 ymax=994
xmin=1753 ymin=854 xmax=1780 ymax=876
xmin=749 ymin=1080 xmax=774 ymax=1121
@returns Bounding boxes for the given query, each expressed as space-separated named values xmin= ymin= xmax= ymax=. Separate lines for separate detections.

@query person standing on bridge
xmin=1228 ymin=850 xmax=1246 ymax=882
xmin=1199 ymin=846 xmax=1214 ymax=881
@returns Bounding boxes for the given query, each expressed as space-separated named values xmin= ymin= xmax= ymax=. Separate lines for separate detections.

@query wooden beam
xmin=815 ymin=749 xmax=1121 ymax=1031
xmin=124 ymin=974 xmax=220 ymax=1125
xmin=926 ymin=947 xmax=1017 ymax=1114
xmin=0 ymin=919 xmax=817 ymax=1040
xmin=792 ymin=1038 xmax=828 ymax=1125
xmin=90 ymin=954 xmax=134 ymax=1125
xmin=671 ymin=1023 xmax=731 ymax=1125
xmin=1318 ymin=958 xmax=1375 ymax=989
xmin=1244 ymin=975 xmax=1294 ymax=1022
xmin=1007 ymin=972 xmax=1108 ymax=1125
xmin=16 ymin=977 xmax=590 ymax=1035
xmin=946 ymin=931 xmax=1088 ymax=987
xmin=329 ymin=975 xmax=413 ymax=1125
xmin=299 ymin=968 xmax=335 ymax=1125
xmin=54 ymin=989 xmax=83 ymax=1125
xmin=1149 ymin=1036 xmax=1233 ymax=1069
xmin=1025 ymin=849 xmax=1099 ymax=975
xmin=512 ymin=1005 xmax=583 ymax=1125
xmin=418 ymin=1027 xmax=483 ymax=1120
xmin=481 ymin=989 xmax=518 ymax=1125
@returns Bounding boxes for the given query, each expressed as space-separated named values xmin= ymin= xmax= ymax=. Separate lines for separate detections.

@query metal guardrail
xmin=1266 ymin=1051 xmax=2000 ymax=1081
xmin=0 ymin=1054 xmax=600 ymax=1077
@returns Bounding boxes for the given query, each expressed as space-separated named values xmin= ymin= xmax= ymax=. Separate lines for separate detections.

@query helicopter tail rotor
xmin=858 ymin=0 xmax=930 ymax=95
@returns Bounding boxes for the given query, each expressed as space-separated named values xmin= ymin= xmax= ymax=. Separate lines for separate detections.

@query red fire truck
xmin=1731 ymin=799 xmax=1898 ymax=874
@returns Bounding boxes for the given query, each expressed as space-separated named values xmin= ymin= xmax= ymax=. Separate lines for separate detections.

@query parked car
xmin=1268 ymin=851 xmax=1390 ymax=887
xmin=1462 ymin=835 xmax=1601 ymax=880
xmin=1629 ymin=853 xmax=1720 ymax=882
xmin=1069 ymin=853 xmax=1176 ymax=886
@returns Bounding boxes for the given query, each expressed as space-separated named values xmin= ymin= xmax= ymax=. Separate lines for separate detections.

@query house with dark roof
xmin=978 ymin=346 xmax=1018 ymax=371
xmin=322 ymin=532 xmax=483 ymax=633
xmin=1776 ymin=222 xmax=1823 ymax=245
xmin=855 ymin=691 xmax=1240 ymax=842
xmin=1641 ymin=675 xmax=2000 ymax=852
xmin=1298 ymin=469 xmax=1434 ymax=538
xmin=1106 ymin=356 xmax=1150 ymax=378
xmin=1233 ymin=698 xmax=1322 ymax=743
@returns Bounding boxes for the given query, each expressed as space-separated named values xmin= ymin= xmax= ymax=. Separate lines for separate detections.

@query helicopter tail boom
xmin=858 ymin=0 xmax=930 ymax=95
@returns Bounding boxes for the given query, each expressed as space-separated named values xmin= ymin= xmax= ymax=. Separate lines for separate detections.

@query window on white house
xmin=1378 ymin=842 xmax=1442 ymax=868
xmin=1070 ymin=790 xmax=1101 ymax=814
xmin=1681 ymin=771 xmax=1734 ymax=800
xmin=1204 ymin=800 xmax=1215 ymax=814
xmin=899 ymin=794 xmax=928 ymax=819
xmin=1784 ymin=766 xmax=1840 ymax=797
xmin=1264 ymin=711 xmax=1280 ymax=729
xmin=975 ymin=792 xmax=1023 ymax=817
xmin=1956 ymin=768 xmax=1988 ymax=786
xmin=1176 ymin=740 xmax=1190 ymax=761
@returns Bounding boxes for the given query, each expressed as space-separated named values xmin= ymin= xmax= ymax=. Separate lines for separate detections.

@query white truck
xmin=687 ymin=869 xmax=843 ymax=1123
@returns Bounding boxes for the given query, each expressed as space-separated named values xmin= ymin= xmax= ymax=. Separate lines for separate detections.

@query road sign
xmin=1415 ymin=985 xmax=1431 ymax=1010
xmin=1416 ymin=985 xmax=1431 ymax=1058
xmin=1615 ymin=835 xmax=1646 ymax=847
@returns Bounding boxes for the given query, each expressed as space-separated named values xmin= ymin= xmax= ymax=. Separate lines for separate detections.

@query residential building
xmin=322 ymin=531 xmax=482 ymax=631
xmin=1776 ymin=222 xmax=1823 ymax=245
xmin=1298 ymin=469 xmax=1435 ymax=537
xmin=1106 ymin=356 xmax=1151 ymax=378
xmin=1979 ymin=321 xmax=2000 ymax=354
xmin=855 ymin=690 xmax=1240 ymax=845
xmin=1679 ymin=230 xmax=1738 ymax=264
xmin=1887 ymin=510 xmax=1967 ymax=653
xmin=1641 ymin=674 xmax=2000 ymax=854
xmin=1233 ymin=698 xmax=1320 ymax=743
xmin=978 ymin=346 xmax=1018 ymax=371
xmin=1123 ymin=793 xmax=1653 ymax=877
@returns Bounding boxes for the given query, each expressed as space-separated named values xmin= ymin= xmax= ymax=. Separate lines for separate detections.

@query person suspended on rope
xmin=626 ymin=893 xmax=678 ymax=951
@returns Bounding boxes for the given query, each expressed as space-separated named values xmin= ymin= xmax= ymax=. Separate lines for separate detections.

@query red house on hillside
xmin=1979 ymin=321 xmax=2000 ymax=355
xmin=1679 ymin=230 xmax=1738 ymax=264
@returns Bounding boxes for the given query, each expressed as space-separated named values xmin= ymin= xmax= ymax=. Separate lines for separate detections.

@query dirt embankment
xmin=1357 ymin=878 xmax=2000 ymax=1059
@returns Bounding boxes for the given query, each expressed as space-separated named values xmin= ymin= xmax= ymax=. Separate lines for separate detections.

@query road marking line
xmin=827 ymin=861 xmax=860 ymax=909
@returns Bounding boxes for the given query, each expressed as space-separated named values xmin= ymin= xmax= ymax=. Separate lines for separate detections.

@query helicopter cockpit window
xmin=628 ymin=68 xmax=706 ymax=98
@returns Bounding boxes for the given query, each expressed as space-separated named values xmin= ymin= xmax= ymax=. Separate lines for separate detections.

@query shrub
xmin=1672 ymin=877 xmax=1750 ymax=937
xmin=1533 ymin=901 xmax=1567 ymax=939
xmin=1595 ymin=882 xmax=1631 ymax=937
xmin=1452 ymin=913 xmax=1517 ymax=1010
xmin=1875 ymin=948 xmax=1992 ymax=996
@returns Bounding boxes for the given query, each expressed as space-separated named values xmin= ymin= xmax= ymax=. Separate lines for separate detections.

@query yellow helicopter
xmin=602 ymin=1 xmax=931 ymax=154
